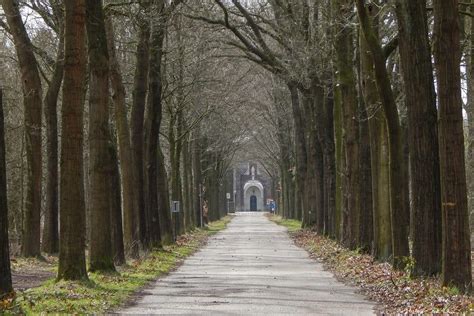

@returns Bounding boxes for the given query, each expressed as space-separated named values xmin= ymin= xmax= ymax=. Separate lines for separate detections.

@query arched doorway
xmin=250 ymin=195 xmax=257 ymax=211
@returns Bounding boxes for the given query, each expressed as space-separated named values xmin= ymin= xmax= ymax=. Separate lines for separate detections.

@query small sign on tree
xmin=226 ymin=193 xmax=231 ymax=200
xmin=171 ymin=201 xmax=180 ymax=213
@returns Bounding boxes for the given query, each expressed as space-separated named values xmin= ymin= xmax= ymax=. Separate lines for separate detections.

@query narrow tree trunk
xmin=57 ymin=0 xmax=88 ymax=281
xmin=131 ymin=16 xmax=150 ymax=246
xmin=288 ymin=82 xmax=306 ymax=222
xmin=334 ymin=0 xmax=360 ymax=249
xmin=433 ymin=0 xmax=472 ymax=291
xmin=192 ymin=133 xmax=203 ymax=227
xmin=157 ymin=142 xmax=172 ymax=245
xmin=2 ymin=0 xmax=43 ymax=258
xmin=0 ymin=89 xmax=12 ymax=296
xmin=86 ymin=0 xmax=115 ymax=272
xmin=109 ymin=135 xmax=125 ymax=266
xmin=105 ymin=17 xmax=139 ymax=258
xmin=42 ymin=27 xmax=64 ymax=255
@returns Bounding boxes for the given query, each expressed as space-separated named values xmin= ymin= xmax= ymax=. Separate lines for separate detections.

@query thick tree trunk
xmin=359 ymin=19 xmax=392 ymax=262
xmin=395 ymin=0 xmax=442 ymax=276
xmin=105 ymin=17 xmax=139 ymax=258
xmin=356 ymin=0 xmax=409 ymax=268
xmin=131 ymin=17 xmax=150 ymax=246
xmin=57 ymin=0 xmax=88 ymax=281
xmin=433 ymin=0 xmax=472 ymax=291
xmin=2 ymin=0 xmax=43 ymax=258
xmin=0 ymin=89 xmax=12 ymax=296
xmin=143 ymin=1 xmax=165 ymax=248
xmin=42 ymin=27 xmax=64 ymax=255
xmin=86 ymin=0 xmax=115 ymax=272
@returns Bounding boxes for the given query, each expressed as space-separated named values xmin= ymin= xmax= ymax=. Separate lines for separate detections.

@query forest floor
xmin=268 ymin=214 xmax=474 ymax=314
xmin=1 ymin=216 xmax=232 ymax=314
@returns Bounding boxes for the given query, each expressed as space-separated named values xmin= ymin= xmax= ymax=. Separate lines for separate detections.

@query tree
xmin=0 ymin=89 xmax=12 ymax=296
xmin=41 ymin=2 xmax=64 ymax=255
xmin=2 ymin=0 xmax=43 ymax=258
xmin=85 ymin=0 xmax=115 ymax=272
xmin=355 ymin=0 xmax=409 ymax=268
xmin=105 ymin=16 xmax=139 ymax=257
xmin=131 ymin=6 xmax=150 ymax=247
xmin=57 ymin=0 xmax=88 ymax=281
xmin=395 ymin=0 xmax=442 ymax=276
xmin=433 ymin=0 xmax=472 ymax=291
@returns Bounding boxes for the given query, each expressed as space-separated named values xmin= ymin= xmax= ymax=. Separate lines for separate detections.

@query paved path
xmin=120 ymin=212 xmax=375 ymax=315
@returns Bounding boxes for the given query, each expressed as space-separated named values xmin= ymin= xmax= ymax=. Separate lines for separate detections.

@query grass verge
xmin=266 ymin=214 xmax=302 ymax=232
xmin=3 ymin=216 xmax=232 ymax=315
xmin=268 ymin=214 xmax=473 ymax=314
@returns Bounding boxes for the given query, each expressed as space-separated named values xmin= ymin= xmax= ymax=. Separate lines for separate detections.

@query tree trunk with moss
xmin=86 ymin=0 xmax=115 ymax=272
xmin=358 ymin=3 xmax=392 ymax=262
xmin=356 ymin=0 xmax=409 ymax=268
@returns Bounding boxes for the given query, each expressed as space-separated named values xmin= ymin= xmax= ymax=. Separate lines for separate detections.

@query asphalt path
xmin=120 ymin=212 xmax=375 ymax=315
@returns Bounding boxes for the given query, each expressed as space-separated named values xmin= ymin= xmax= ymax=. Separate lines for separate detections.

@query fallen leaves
xmin=291 ymin=230 xmax=474 ymax=314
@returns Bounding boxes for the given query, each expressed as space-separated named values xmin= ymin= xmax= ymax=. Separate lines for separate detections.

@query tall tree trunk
xmin=144 ymin=0 xmax=166 ymax=248
xmin=131 ymin=16 xmax=150 ymax=246
xmin=42 ymin=26 xmax=64 ymax=255
xmin=2 ymin=0 xmax=43 ymax=258
xmin=395 ymin=0 xmax=442 ymax=276
xmin=57 ymin=0 xmax=88 ymax=281
xmin=86 ymin=0 xmax=115 ymax=272
xmin=433 ymin=0 xmax=472 ymax=291
xmin=157 ymin=142 xmax=172 ymax=245
xmin=109 ymin=135 xmax=125 ymax=266
xmin=359 ymin=18 xmax=392 ymax=262
xmin=334 ymin=0 xmax=360 ymax=249
xmin=356 ymin=0 xmax=409 ymax=268
xmin=288 ymin=82 xmax=306 ymax=222
xmin=467 ymin=1 xmax=474 ymax=239
xmin=0 ymin=89 xmax=12 ymax=296
xmin=105 ymin=17 xmax=139 ymax=258
xmin=192 ymin=133 xmax=203 ymax=227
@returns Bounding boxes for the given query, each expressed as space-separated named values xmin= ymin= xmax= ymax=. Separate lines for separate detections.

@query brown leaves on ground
xmin=292 ymin=230 xmax=474 ymax=314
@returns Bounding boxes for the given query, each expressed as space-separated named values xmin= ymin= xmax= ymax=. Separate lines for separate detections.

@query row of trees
xmin=187 ymin=0 xmax=472 ymax=291
xmin=0 ymin=0 xmax=473 ymax=299
xmin=0 ymin=0 xmax=256 ymax=296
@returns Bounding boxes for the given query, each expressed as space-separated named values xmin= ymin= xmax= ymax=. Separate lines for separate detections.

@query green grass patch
xmin=267 ymin=214 xmax=302 ymax=232
xmin=6 ymin=216 xmax=231 ymax=315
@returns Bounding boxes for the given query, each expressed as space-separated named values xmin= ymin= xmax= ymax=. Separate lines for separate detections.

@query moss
xmin=6 ymin=216 xmax=231 ymax=315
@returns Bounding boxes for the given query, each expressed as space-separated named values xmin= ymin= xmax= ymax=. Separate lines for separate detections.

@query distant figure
xmin=203 ymin=200 xmax=209 ymax=225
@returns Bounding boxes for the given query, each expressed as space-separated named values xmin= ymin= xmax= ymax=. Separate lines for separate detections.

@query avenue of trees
xmin=0 ymin=0 xmax=473 ymax=299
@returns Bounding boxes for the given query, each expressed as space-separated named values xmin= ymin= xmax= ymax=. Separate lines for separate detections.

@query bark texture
xmin=57 ymin=0 xmax=88 ymax=281
xmin=2 ymin=0 xmax=43 ymax=258
xmin=433 ymin=0 xmax=472 ymax=291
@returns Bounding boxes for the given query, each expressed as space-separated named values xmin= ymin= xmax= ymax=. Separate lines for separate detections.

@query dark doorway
xmin=250 ymin=195 xmax=257 ymax=211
